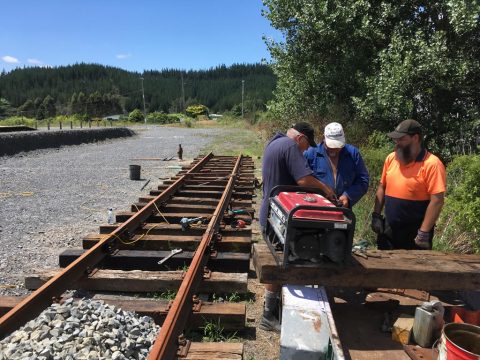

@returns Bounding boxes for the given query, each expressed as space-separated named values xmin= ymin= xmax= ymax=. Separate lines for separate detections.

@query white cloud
xmin=2 ymin=55 xmax=19 ymax=63
xmin=116 ymin=53 xmax=132 ymax=59
xmin=27 ymin=58 xmax=43 ymax=65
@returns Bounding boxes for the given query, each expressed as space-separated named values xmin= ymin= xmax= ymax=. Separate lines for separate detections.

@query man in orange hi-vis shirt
xmin=371 ymin=119 xmax=446 ymax=250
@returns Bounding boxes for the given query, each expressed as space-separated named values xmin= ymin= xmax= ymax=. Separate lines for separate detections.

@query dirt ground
xmin=242 ymin=184 xmax=280 ymax=360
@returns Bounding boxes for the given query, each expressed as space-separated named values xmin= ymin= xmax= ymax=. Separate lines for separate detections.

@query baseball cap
xmin=324 ymin=122 xmax=345 ymax=148
xmin=292 ymin=122 xmax=316 ymax=147
xmin=388 ymin=119 xmax=422 ymax=139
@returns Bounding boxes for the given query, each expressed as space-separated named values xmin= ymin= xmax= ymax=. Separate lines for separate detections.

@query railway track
xmin=0 ymin=153 xmax=256 ymax=359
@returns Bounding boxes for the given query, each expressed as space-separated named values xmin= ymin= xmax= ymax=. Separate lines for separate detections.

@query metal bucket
xmin=439 ymin=323 xmax=480 ymax=360
xmin=129 ymin=165 xmax=141 ymax=180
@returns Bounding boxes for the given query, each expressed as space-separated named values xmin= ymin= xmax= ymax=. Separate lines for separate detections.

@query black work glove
xmin=371 ymin=212 xmax=385 ymax=234
xmin=414 ymin=229 xmax=431 ymax=249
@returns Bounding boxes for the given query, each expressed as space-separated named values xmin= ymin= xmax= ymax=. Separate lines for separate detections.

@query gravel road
xmin=0 ymin=125 xmax=226 ymax=296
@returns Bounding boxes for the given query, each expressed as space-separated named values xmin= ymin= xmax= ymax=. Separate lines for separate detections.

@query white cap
xmin=324 ymin=122 xmax=345 ymax=148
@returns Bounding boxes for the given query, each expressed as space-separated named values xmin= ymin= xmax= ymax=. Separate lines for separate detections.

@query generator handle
xmin=269 ymin=185 xmax=328 ymax=198
xmin=287 ymin=204 xmax=356 ymax=226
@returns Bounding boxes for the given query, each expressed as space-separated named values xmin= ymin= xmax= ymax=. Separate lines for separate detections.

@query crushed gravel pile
xmin=0 ymin=125 xmax=228 ymax=296
xmin=0 ymin=298 xmax=160 ymax=360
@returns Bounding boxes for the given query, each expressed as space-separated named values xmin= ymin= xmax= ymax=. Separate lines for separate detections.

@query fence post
xmin=59 ymin=121 xmax=62 ymax=130
xmin=80 ymin=121 xmax=83 ymax=129
xmin=47 ymin=121 xmax=50 ymax=130
xmin=70 ymin=121 xmax=73 ymax=129
xmin=89 ymin=120 xmax=91 ymax=128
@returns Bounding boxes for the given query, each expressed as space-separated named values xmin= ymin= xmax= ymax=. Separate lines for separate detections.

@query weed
xmin=145 ymin=290 xmax=177 ymax=300
xmin=201 ymin=318 xmax=237 ymax=342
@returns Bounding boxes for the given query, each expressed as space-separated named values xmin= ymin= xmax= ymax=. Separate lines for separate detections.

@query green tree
xmin=129 ymin=108 xmax=144 ymax=122
xmin=40 ymin=95 xmax=56 ymax=118
xmin=0 ymin=98 xmax=15 ymax=118
xmin=263 ymin=0 xmax=480 ymax=158
xmin=69 ymin=92 xmax=78 ymax=114
xmin=18 ymin=99 xmax=35 ymax=117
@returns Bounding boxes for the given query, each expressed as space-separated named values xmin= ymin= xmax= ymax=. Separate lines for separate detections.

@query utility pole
xmin=241 ymin=79 xmax=245 ymax=118
xmin=140 ymin=76 xmax=146 ymax=124
xmin=181 ymin=73 xmax=186 ymax=113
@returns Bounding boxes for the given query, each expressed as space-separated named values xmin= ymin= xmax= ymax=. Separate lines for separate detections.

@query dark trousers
xmin=377 ymin=221 xmax=433 ymax=250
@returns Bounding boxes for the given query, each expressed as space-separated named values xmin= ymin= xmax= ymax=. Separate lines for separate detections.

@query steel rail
xmin=0 ymin=153 xmax=214 ymax=339
xmin=148 ymin=155 xmax=243 ymax=360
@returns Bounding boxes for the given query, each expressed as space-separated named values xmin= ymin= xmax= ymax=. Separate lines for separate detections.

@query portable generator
xmin=264 ymin=186 xmax=355 ymax=267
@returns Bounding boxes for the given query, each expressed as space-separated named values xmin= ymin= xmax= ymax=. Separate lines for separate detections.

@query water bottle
xmin=107 ymin=208 xmax=115 ymax=224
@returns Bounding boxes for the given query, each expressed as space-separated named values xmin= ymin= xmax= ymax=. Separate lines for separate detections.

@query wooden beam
xmin=83 ymin=233 xmax=251 ymax=253
xmin=185 ymin=343 xmax=243 ymax=359
xmin=0 ymin=295 xmax=245 ymax=331
xmin=253 ymin=243 xmax=480 ymax=290
xmin=98 ymin=223 xmax=252 ymax=237
xmin=60 ymin=249 xmax=250 ymax=273
xmin=25 ymin=269 xmax=248 ymax=294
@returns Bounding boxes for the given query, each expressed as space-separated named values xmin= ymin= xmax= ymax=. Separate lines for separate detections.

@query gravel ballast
xmin=0 ymin=298 xmax=160 ymax=360
xmin=0 ymin=125 xmax=227 ymax=296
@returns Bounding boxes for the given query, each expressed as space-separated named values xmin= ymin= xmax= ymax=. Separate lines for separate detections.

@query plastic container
xmin=413 ymin=301 xmax=445 ymax=347
xmin=438 ymin=322 xmax=480 ymax=360
xmin=129 ymin=164 xmax=141 ymax=180
xmin=107 ymin=208 xmax=115 ymax=225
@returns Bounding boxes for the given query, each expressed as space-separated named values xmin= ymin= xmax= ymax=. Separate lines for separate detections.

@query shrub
xmin=147 ymin=112 xmax=180 ymax=124
xmin=185 ymin=104 xmax=208 ymax=118
xmin=436 ymin=155 xmax=480 ymax=253
xmin=128 ymin=109 xmax=144 ymax=122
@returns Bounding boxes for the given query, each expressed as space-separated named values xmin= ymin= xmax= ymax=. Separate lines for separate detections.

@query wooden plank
xmin=158 ymin=184 xmax=254 ymax=192
xmin=149 ymin=190 xmax=253 ymax=200
xmin=25 ymin=269 xmax=247 ymax=294
xmin=0 ymin=296 xmax=245 ymax=331
xmin=98 ymin=223 xmax=252 ymax=237
xmin=253 ymin=243 xmax=480 ymax=290
xmin=130 ymin=203 xmax=254 ymax=214
xmin=115 ymin=211 xmax=213 ymax=222
xmin=0 ymin=296 xmax=25 ymax=317
xmin=60 ymin=249 xmax=250 ymax=273
xmin=185 ymin=343 xmax=244 ymax=359
xmin=83 ymin=233 xmax=251 ymax=253
xmin=131 ymin=203 xmax=218 ymax=213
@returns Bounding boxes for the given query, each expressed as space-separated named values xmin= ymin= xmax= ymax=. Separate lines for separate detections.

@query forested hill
xmin=0 ymin=63 xmax=276 ymax=114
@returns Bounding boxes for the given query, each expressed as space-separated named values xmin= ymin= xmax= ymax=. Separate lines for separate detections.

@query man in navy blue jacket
xmin=304 ymin=122 xmax=369 ymax=208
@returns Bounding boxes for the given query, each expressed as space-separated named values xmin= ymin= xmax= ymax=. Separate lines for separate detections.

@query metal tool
xmin=158 ymin=248 xmax=183 ymax=265
xmin=179 ymin=217 xmax=204 ymax=231
xmin=228 ymin=208 xmax=250 ymax=216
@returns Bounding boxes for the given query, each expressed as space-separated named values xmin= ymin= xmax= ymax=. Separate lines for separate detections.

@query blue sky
xmin=0 ymin=1 xmax=281 ymax=73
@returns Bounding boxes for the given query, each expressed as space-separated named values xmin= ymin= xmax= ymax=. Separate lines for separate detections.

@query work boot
xmin=259 ymin=311 xmax=281 ymax=333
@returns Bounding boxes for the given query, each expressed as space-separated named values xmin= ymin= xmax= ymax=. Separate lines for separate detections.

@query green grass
xmin=211 ymin=291 xmax=256 ymax=303
xmin=201 ymin=318 xmax=238 ymax=342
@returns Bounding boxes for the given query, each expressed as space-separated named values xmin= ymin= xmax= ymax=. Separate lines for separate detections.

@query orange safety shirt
xmin=380 ymin=149 xmax=446 ymax=227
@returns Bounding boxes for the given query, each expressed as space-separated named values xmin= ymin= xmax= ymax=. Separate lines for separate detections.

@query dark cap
xmin=292 ymin=122 xmax=316 ymax=147
xmin=387 ymin=119 xmax=422 ymax=139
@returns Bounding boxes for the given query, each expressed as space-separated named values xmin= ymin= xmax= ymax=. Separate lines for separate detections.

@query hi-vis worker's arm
xmin=420 ymin=192 xmax=445 ymax=232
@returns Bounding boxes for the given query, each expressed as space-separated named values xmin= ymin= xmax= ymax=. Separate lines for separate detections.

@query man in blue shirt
xmin=259 ymin=122 xmax=335 ymax=332
xmin=304 ymin=122 xmax=369 ymax=208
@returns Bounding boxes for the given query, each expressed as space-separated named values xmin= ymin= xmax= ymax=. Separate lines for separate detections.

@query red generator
xmin=265 ymin=186 xmax=355 ymax=266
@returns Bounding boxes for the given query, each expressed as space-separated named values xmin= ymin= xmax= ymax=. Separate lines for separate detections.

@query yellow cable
xmin=153 ymin=202 xmax=170 ymax=225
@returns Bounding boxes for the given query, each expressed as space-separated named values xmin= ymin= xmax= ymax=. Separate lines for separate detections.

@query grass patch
xmin=211 ymin=291 xmax=256 ymax=303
